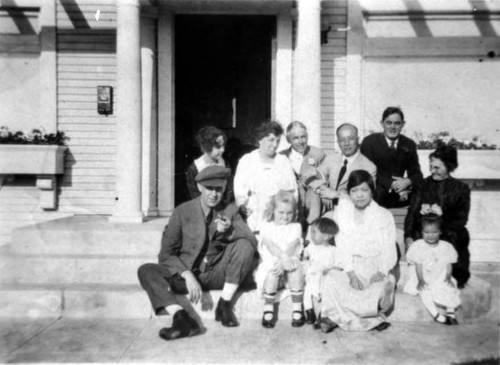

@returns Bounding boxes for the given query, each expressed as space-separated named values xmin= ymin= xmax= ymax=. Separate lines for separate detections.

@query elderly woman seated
xmin=404 ymin=143 xmax=471 ymax=288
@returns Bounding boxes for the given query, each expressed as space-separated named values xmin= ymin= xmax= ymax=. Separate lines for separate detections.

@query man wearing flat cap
xmin=138 ymin=165 xmax=257 ymax=340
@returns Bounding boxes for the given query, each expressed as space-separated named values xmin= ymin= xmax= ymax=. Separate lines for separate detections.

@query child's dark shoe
xmin=262 ymin=311 xmax=276 ymax=329
xmin=291 ymin=310 xmax=305 ymax=327
xmin=434 ymin=314 xmax=454 ymax=325
xmin=305 ymin=309 xmax=316 ymax=325
xmin=447 ymin=317 xmax=459 ymax=325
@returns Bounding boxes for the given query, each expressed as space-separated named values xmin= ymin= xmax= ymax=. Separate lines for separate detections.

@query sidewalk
xmin=1 ymin=274 xmax=498 ymax=364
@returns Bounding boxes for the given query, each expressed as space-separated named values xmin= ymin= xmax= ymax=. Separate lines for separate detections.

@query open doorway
xmin=174 ymin=15 xmax=275 ymax=205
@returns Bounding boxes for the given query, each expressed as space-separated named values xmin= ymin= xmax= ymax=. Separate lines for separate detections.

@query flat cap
xmin=195 ymin=165 xmax=231 ymax=187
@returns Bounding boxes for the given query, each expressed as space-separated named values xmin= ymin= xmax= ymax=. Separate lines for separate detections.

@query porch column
xmin=112 ymin=0 xmax=144 ymax=222
xmin=293 ymin=0 xmax=322 ymax=147
xmin=141 ymin=14 xmax=159 ymax=217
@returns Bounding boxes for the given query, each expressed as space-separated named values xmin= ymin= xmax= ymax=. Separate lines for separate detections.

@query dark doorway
xmin=174 ymin=15 xmax=275 ymax=205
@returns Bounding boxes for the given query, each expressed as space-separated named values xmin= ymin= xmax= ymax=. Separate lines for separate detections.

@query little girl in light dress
xmin=303 ymin=217 xmax=340 ymax=328
xmin=404 ymin=214 xmax=461 ymax=325
xmin=254 ymin=190 xmax=305 ymax=328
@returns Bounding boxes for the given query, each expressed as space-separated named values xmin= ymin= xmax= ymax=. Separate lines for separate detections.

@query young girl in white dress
xmin=303 ymin=217 xmax=340 ymax=327
xmin=254 ymin=190 xmax=305 ymax=328
xmin=404 ymin=213 xmax=461 ymax=325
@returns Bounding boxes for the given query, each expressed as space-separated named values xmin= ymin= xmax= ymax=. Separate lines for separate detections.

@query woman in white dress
xmin=233 ymin=121 xmax=298 ymax=232
xmin=320 ymin=169 xmax=397 ymax=332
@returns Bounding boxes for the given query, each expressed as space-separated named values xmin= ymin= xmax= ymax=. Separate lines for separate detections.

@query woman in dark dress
xmin=404 ymin=144 xmax=471 ymax=288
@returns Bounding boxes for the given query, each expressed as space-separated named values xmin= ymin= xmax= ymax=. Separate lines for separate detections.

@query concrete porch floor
xmin=0 ymin=316 xmax=498 ymax=364
xmin=1 ymin=273 xmax=499 ymax=364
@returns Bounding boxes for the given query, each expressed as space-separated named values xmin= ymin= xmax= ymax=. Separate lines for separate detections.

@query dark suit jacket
xmin=280 ymin=145 xmax=326 ymax=188
xmin=360 ymin=133 xmax=423 ymax=208
xmin=158 ymin=197 xmax=257 ymax=275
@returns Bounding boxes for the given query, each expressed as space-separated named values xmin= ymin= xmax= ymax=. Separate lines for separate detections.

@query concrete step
xmin=0 ymin=275 xmax=493 ymax=324
xmin=10 ymin=215 xmax=167 ymax=256
xmin=0 ymin=253 xmax=150 ymax=285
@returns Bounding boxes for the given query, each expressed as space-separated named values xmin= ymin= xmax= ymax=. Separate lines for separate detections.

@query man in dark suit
xmin=280 ymin=121 xmax=326 ymax=226
xmin=138 ymin=166 xmax=257 ymax=341
xmin=360 ymin=106 xmax=423 ymax=209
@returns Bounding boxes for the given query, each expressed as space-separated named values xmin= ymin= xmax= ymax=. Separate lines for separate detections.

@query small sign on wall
xmin=97 ymin=86 xmax=113 ymax=115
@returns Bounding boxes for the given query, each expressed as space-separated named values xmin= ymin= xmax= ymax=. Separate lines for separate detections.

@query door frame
xmin=156 ymin=1 xmax=293 ymax=216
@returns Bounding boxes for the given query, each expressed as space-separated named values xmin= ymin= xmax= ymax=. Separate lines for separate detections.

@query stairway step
xmin=10 ymin=215 xmax=167 ymax=256
xmin=0 ymin=254 xmax=150 ymax=286
xmin=0 ymin=276 xmax=492 ymax=322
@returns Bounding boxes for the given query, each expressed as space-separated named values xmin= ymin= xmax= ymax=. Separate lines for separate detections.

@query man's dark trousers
xmin=138 ymin=239 xmax=255 ymax=315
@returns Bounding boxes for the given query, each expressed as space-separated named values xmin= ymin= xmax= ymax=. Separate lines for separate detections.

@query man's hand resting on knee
xmin=181 ymin=270 xmax=202 ymax=304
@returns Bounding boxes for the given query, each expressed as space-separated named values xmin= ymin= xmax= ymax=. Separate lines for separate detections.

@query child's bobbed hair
xmin=421 ymin=213 xmax=442 ymax=229
xmin=311 ymin=217 xmax=339 ymax=246
xmin=263 ymin=190 xmax=297 ymax=222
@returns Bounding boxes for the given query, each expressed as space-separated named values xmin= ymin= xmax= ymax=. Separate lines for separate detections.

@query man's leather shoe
xmin=159 ymin=310 xmax=201 ymax=341
xmin=215 ymin=298 xmax=239 ymax=327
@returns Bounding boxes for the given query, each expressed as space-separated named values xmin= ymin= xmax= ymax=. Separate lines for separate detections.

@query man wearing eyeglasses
xmin=360 ymin=106 xmax=423 ymax=209
xmin=308 ymin=123 xmax=376 ymax=211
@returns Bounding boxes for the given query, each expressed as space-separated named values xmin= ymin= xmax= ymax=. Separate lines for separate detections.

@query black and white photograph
xmin=0 ymin=0 xmax=499 ymax=363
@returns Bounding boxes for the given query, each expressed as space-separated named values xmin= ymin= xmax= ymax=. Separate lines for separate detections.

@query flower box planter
xmin=0 ymin=145 xmax=67 ymax=175
xmin=0 ymin=145 xmax=68 ymax=210
xmin=417 ymin=150 xmax=500 ymax=180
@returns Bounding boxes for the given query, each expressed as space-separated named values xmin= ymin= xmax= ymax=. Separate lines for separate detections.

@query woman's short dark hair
xmin=347 ymin=169 xmax=376 ymax=195
xmin=381 ymin=106 xmax=405 ymax=122
xmin=254 ymin=121 xmax=284 ymax=142
xmin=195 ymin=126 xmax=227 ymax=154
xmin=429 ymin=143 xmax=458 ymax=172
xmin=311 ymin=217 xmax=339 ymax=246
xmin=421 ymin=213 xmax=442 ymax=230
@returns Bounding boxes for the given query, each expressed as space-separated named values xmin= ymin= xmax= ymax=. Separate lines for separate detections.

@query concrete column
xmin=275 ymin=12 xmax=293 ymax=127
xmin=345 ymin=0 xmax=365 ymax=137
xmin=112 ymin=0 xmax=144 ymax=222
xmin=157 ymin=7 xmax=175 ymax=217
xmin=141 ymin=15 xmax=159 ymax=217
xmin=293 ymin=0 xmax=322 ymax=147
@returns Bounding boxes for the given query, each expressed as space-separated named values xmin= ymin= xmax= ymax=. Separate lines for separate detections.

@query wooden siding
xmin=321 ymin=0 xmax=348 ymax=154
xmin=56 ymin=0 xmax=117 ymax=215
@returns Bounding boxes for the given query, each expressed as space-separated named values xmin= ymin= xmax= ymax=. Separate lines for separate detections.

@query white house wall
xmin=56 ymin=0 xmax=117 ymax=215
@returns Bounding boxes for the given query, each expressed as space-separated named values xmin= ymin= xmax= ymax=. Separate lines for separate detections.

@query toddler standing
xmin=404 ymin=214 xmax=461 ymax=325
xmin=303 ymin=217 xmax=340 ymax=327
xmin=254 ymin=190 xmax=305 ymax=328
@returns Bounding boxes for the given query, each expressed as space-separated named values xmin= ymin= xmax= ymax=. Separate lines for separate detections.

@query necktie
xmin=390 ymin=140 xmax=396 ymax=151
xmin=336 ymin=159 xmax=348 ymax=190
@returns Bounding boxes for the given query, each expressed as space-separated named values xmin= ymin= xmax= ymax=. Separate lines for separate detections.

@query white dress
xmin=254 ymin=221 xmax=303 ymax=291
xmin=303 ymin=244 xmax=337 ymax=301
xmin=404 ymin=239 xmax=461 ymax=308
xmin=233 ymin=150 xmax=298 ymax=232
xmin=321 ymin=199 xmax=397 ymax=331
